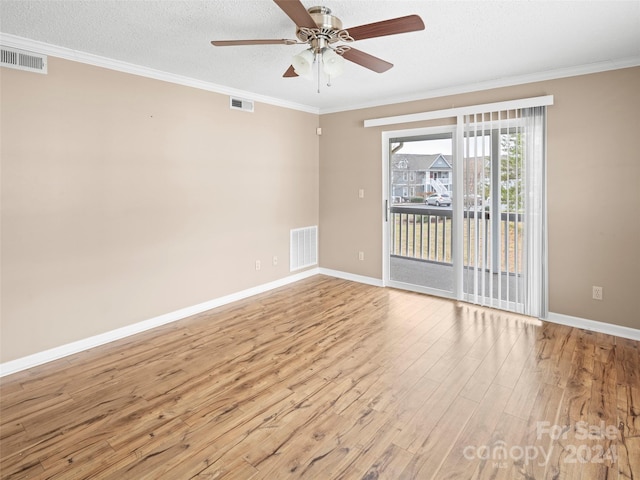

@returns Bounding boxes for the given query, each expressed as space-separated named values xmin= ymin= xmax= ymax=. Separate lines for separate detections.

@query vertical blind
xmin=462 ymin=106 xmax=547 ymax=318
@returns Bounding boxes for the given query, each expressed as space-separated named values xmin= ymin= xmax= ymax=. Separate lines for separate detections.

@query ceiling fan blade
xmin=346 ymin=15 xmax=425 ymax=41
xmin=341 ymin=48 xmax=393 ymax=73
xmin=283 ymin=65 xmax=299 ymax=77
xmin=273 ymin=0 xmax=317 ymax=29
xmin=211 ymin=39 xmax=297 ymax=46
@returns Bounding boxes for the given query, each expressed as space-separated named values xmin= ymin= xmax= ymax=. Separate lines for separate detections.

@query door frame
xmin=382 ymin=125 xmax=458 ymax=298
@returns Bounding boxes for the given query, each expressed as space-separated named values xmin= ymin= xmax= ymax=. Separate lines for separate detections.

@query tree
xmin=499 ymin=132 xmax=524 ymax=212
xmin=477 ymin=132 xmax=524 ymax=212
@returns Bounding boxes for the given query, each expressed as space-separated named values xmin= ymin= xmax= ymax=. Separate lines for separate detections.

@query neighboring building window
xmin=409 ymin=172 xmax=416 ymax=181
xmin=403 ymin=172 xmax=408 ymax=181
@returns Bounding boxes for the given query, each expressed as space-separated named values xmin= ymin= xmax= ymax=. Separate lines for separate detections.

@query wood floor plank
xmin=365 ymin=339 xmax=452 ymax=414
xmin=545 ymin=324 xmax=581 ymax=389
xmin=393 ymin=354 xmax=481 ymax=453
xmin=517 ymin=381 xmax=565 ymax=479
xmin=358 ymin=443 xmax=414 ymax=480
xmin=581 ymin=335 xmax=619 ymax=479
xmin=251 ymin=409 xmax=351 ymax=478
xmin=0 ymin=458 xmax=45 ymax=480
xmin=616 ymin=336 xmax=640 ymax=479
xmin=474 ymin=413 xmax=529 ymax=479
xmin=202 ymin=376 xmax=353 ymax=476
xmin=397 ymin=394 xmax=479 ymax=479
xmin=0 ymin=275 xmax=638 ymax=479
xmin=332 ymin=420 xmax=408 ymax=480
xmin=38 ymin=439 xmax=115 ymax=479
xmin=458 ymin=327 xmax=521 ymax=403
xmin=0 ymin=379 xmax=25 ymax=397
xmin=503 ymin=348 xmax=546 ymax=422
xmin=617 ymin=384 xmax=640 ymax=479
xmin=434 ymin=383 xmax=513 ymax=479
xmin=544 ymin=330 xmax=598 ymax=480
xmin=0 ymin=389 xmax=73 ymax=427
xmin=492 ymin=325 xmax=538 ymax=390
xmin=191 ymin=455 xmax=259 ymax=479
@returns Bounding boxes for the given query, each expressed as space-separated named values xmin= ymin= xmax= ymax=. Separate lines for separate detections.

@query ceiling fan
xmin=211 ymin=0 xmax=425 ymax=84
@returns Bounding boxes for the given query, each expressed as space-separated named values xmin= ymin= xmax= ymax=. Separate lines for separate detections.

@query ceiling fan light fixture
xmin=211 ymin=0 xmax=426 ymax=89
xmin=292 ymin=48 xmax=314 ymax=76
xmin=321 ymin=48 xmax=345 ymax=78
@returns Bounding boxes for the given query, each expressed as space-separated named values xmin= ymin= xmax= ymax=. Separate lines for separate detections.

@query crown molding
xmin=0 ymin=33 xmax=320 ymax=115
xmin=2 ymin=33 xmax=639 ymax=117
xmin=319 ymin=56 xmax=640 ymax=115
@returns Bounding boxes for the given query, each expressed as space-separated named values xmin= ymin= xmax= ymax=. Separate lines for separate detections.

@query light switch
xmin=358 ymin=189 xmax=365 ymax=198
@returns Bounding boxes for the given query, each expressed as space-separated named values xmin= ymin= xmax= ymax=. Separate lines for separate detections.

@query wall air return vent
xmin=230 ymin=97 xmax=254 ymax=113
xmin=290 ymin=226 xmax=318 ymax=271
xmin=0 ymin=46 xmax=47 ymax=74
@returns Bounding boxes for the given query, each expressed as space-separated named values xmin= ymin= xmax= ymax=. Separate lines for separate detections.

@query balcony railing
xmin=390 ymin=205 xmax=524 ymax=273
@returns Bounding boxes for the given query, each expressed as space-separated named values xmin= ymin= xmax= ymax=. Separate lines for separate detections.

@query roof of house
xmin=392 ymin=153 xmax=453 ymax=171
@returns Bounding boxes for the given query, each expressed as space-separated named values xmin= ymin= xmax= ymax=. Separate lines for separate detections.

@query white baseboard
xmin=318 ymin=268 xmax=384 ymax=287
xmin=4 ymin=267 xmax=637 ymax=377
xmin=0 ymin=268 xmax=319 ymax=377
xmin=318 ymin=269 xmax=640 ymax=341
xmin=546 ymin=312 xmax=640 ymax=341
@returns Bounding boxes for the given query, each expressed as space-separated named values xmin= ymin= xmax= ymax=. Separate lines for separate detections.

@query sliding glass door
xmin=384 ymin=106 xmax=547 ymax=318
xmin=460 ymin=107 xmax=547 ymax=316
xmin=385 ymin=128 xmax=456 ymax=297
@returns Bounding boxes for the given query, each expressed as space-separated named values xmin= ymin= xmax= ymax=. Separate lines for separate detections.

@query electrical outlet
xmin=272 ymin=256 xmax=278 ymax=266
xmin=358 ymin=251 xmax=364 ymax=261
xmin=255 ymin=260 xmax=261 ymax=271
xmin=592 ymin=286 xmax=603 ymax=301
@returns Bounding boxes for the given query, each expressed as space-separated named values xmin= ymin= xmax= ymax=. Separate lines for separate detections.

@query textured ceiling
xmin=1 ymin=0 xmax=639 ymax=113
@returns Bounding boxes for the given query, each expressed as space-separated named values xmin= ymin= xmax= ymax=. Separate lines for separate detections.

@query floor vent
xmin=1 ymin=46 xmax=47 ymax=74
xmin=290 ymin=226 xmax=318 ymax=271
xmin=230 ymin=97 xmax=254 ymax=112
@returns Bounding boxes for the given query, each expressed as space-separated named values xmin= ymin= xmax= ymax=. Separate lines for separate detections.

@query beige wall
xmin=2 ymin=59 xmax=638 ymax=364
xmin=319 ymin=67 xmax=640 ymax=330
xmin=1 ymin=57 xmax=319 ymax=362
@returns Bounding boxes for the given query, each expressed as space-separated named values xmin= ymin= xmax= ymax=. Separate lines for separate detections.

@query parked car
xmin=426 ymin=192 xmax=451 ymax=206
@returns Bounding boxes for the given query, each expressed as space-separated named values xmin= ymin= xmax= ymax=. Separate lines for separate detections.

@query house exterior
xmin=391 ymin=153 xmax=452 ymax=202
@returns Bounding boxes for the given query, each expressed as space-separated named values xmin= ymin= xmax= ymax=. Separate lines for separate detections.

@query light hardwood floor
xmin=1 ymin=275 xmax=638 ymax=479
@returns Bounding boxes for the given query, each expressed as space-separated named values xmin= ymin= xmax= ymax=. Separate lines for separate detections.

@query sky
xmin=392 ymin=136 xmax=493 ymax=157
xmin=392 ymin=139 xmax=452 ymax=155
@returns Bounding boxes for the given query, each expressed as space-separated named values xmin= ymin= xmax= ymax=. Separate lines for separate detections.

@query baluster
xmin=405 ymin=214 xmax=409 ymax=257
xmin=419 ymin=215 xmax=424 ymax=259
xmin=435 ymin=214 xmax=439 ymax=262
xmin=443 ymin=215 xmax=447 ymax=263
xmin=412 ymin=214 xmax=416 ymax=258
xmin=427 ymin=215 xmax=432 ymax=260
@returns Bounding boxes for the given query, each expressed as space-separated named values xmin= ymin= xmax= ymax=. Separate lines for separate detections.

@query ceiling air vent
xmin=230 ymin=97 xmax=254 ymax=113
xmin=0 ymin=46 xmax=47 ymax=74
